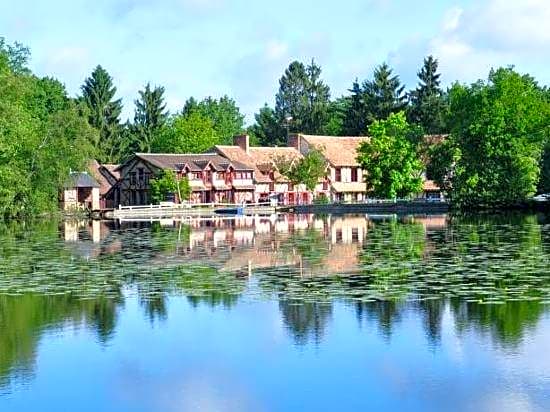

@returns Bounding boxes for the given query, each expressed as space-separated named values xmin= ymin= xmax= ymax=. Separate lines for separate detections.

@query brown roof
xmin=296 ymin=135 xmax=370 ymax=167
xmin=133 ymin=153 xmax=253 ymax=172
xmin=101 ymin=164 xmax=120 ymax=180
xmin=88 ymin=160 xmax=116 ymax=195
xmin=213 ymin=145 xmax=302 ymax=184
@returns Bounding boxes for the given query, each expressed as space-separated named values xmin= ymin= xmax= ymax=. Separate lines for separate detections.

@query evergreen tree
xmin=274 ymin=60 xmax=331 ymax=134
xmin=132 ymin=83 xmax=168 ymax=153
xmin=324 ymin=97 xmax=348 ymax=136
xmin=80 ymin=65 xmax=123 ymax=163
xmin=408 ymin=55 xmax=447 ymax=133
xmin=343 ymin=80 xmax=367 ymax=135
xmin=363 ymin=63 xmax=407 ymax=123
xmin=248 ymin=104 xmax=286 ymax=146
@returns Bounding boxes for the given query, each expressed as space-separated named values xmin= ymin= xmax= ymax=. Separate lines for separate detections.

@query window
xmin=352 ymin=228 xmax=359 ymax=242
xmin=335 ymin=168 xmax=341 ymax=182
xmin=138 ymin=168 xmax=144 ymax=183
xmin=351 ymin=168 xmax=358 ymax=182
xmin=130 ymin=172 xmax=136 ymax=185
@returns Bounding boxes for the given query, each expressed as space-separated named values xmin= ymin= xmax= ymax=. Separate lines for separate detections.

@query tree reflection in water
xmin=0 ymin=212 xmax=549 ymax=391
xmin=279 ymin=300 xmax=333 ymax=346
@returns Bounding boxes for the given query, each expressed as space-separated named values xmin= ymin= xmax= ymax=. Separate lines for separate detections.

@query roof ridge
xmin=136 ymin=152 xmax=221 ymax=156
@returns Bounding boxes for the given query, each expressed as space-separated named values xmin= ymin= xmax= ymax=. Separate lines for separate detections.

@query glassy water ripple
xmin=0 ymin=213 xmax=549 ymax=411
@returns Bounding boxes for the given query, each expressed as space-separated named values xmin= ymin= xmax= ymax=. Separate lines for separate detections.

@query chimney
xmin=234 ymin=134 xmax=250 ymax=154
xmin=287 ymin=133 xmax=300 ymax=150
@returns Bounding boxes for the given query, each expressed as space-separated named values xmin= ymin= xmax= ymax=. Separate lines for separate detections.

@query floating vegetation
xmin=0 ymin=214 xmax=548 ymax=306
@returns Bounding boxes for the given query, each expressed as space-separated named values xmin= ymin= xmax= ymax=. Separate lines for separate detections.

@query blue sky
xmin=2 ymin=0 xmax=549 ymax=123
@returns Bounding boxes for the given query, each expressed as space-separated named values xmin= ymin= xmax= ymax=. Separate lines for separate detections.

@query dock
xmin=103 ymin=202 xmax=277 ymax=220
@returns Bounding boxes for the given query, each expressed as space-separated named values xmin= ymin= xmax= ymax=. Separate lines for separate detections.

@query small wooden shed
xmin=61 ymin=172 xmax=101 ymax=211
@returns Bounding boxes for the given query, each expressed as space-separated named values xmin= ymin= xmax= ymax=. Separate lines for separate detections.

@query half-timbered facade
xmin=116 ymin=153 xmax=255 ymax=206
xmin=212 ymin=135 xmax=321 ymax=205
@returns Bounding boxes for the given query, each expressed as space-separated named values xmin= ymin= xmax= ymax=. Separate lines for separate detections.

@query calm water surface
xmin=0 ymin=213 xmax=549 ymax=411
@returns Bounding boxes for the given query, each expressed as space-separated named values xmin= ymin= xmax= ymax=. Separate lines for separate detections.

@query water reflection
xmin=0 ymin=213 xmax=549 ymax=400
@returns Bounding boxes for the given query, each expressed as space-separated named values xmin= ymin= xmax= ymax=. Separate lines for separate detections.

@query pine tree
xmin=132 ymin=83 xmax=168 ymax=153
xmin=248 ymin=105 xmax=286 ymax=146
xmin=274 ymin=60 xmax=330 ymax=134
xmin=80 ymin=65 xmax=123 ymax=162
xmin=343 ymin=80 xmax=367 ymax=135
xmin=408 ymin=56 xmax=447 ymax=133
xmin=363 ymin=63 xmax=407 ymax=123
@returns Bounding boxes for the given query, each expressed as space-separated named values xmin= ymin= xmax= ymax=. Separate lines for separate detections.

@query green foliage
xmin=275 ymin=147 xmax=328 ymax=192
xmin=0 ymin=45 xmax=96 ymax=219
xmin=357 ymin=112 xmax=424 ymax=198
xmin=132 ymin=83 xmax=168 ymax=153
xmin=432 ymin=68 xmax=550 ymax=207
xmin=408 ymin=56 xmax=448 ymax=134
xmin=363 ymin=63 xmax=407 ymax=124
xmin=275 ymin=59 xmax=331 ymax=134
xmin=343 ymin=63 xmax=407 ymax=135
xmin=154 ymin=111 xmax=219 ymax=153
xmin=539 ymin=142 xmax=550 ymax=194
xmin=0 ymin=37 xmax=30 ymax=74
xmin=324 ymin=97 xmax=347 ymax=136
xmin=248 ymin=104 xmax=286 ymax=146
xmin=182 ymin=95 xmax=244 ymax=144
xmin=80 ymin=65 xmax=123 ymax=162
xmin=342 ymin=80 xmax=367 ymax=135
xmin=149 ymin=170 xmax=190 ymax=204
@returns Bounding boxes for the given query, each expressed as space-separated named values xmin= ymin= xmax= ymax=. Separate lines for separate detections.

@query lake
xmin=0 ymin=213 xmax=549 ymax=411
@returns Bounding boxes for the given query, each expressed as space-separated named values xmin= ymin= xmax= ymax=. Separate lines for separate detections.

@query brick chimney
xmin=234 ymin=134 xmax=250 ymax=154
xmin=287 ymin=133 xmax=301 ymax=150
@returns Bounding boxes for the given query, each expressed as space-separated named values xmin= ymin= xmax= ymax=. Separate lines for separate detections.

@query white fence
xmin=117 ymin=201 xmax=272 ymax=211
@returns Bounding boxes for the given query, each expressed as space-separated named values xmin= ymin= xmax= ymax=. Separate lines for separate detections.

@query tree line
xmin=1 ymin=35 xmax=549 ymax=218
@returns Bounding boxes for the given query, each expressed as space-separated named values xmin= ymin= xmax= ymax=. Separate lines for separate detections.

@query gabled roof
xmin=88 ymin=160 xmax=120 ymax=196
xmin=124 ymin=153 xmax=253 ymax=172
xmin=213 ymin=145 xmax=302 ymax=183
xmin=64 ymin=172 xmax=100 ymax=189
xmin=296 ymin=134 xmax=370 ymax=167
xmin=101 ymin=164 xmax=121 ymax=180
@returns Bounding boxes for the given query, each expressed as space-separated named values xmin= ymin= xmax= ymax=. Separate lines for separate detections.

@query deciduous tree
xmin=430 ymin=68 xmax=550 ymax=207
xmin=356 ymin=112 xmax=423 ymax=199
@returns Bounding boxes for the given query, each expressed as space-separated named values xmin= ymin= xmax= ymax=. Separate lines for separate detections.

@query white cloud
xmin=441 ymin=6 xmax=462 ymax=32
xmin=264 ymin=40 xmax=288 ymax=61
xmin=427 ymin=0 xmax=550 ymax=84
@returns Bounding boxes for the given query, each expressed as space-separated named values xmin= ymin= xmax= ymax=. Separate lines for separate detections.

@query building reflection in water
xmin=0 ymin=213 xmax=548 ymax=392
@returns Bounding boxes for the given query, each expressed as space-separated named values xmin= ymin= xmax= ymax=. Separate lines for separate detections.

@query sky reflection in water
xmin=0 ymin=213 xmax=549 ymax=411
